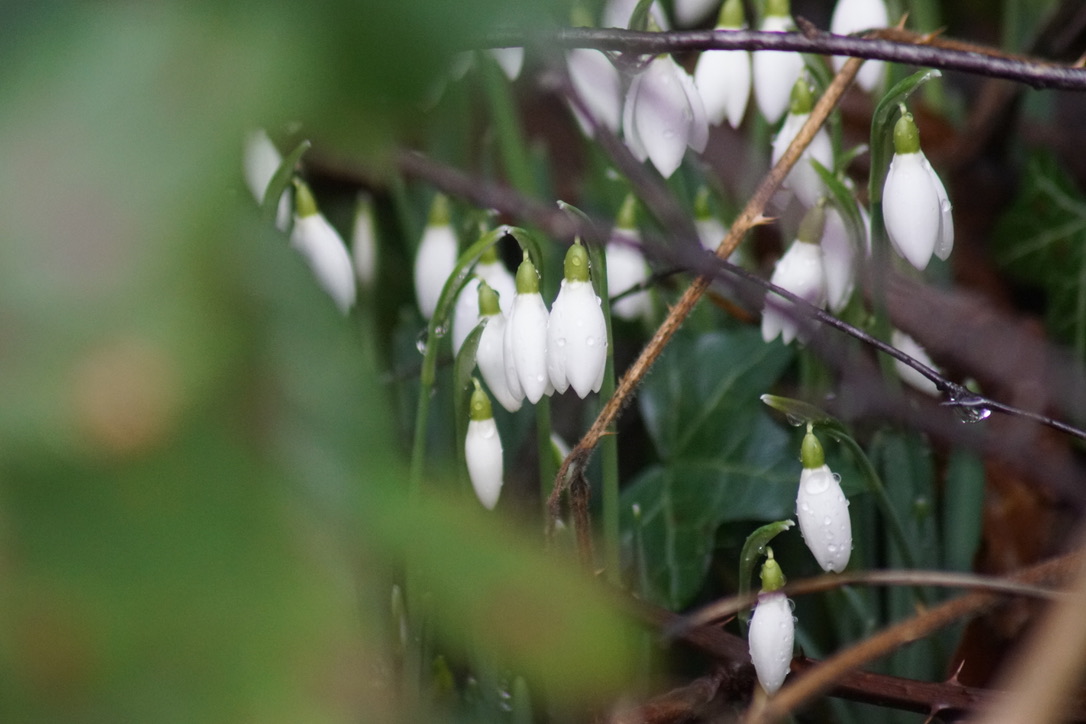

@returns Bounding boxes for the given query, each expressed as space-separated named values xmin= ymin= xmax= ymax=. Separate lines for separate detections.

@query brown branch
xmin=608 ymin=669 xmax=728 ymax=724
xmin=488 ymin=25 xmax=1086 ymax=91
xmin=544 ymin=57 xmax=864 ymax=540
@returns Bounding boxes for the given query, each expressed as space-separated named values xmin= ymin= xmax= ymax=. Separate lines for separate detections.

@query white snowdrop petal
xmin=568 ymin=48 xmax=623 ymax=135
xmin=927 ymin=157 xmax=955 ymax=261
xmin=509 ymin=293 xmax=550 ymax=404
xmin=478 ymin=315 xmax=523 ymax=412
xmin=622 ymin=73 xmax=649 ymax=163
xmin=603 ymin=0 xmax=668 ymax=29
xmin=753 ymin=15 xmax=804 ymax=124
xmin=548 ymin=280 xmax=608 ymax=399
xmin=762 ymin=240 xmax=825 ymax=344
xmin=465 ymin=418 xmax=504 ymax=510
xmin=243 ymin=129 xmax=281 ymax=204
xmin=891 ymin=329 xmax=941 ymax=396
xmin=490 ymin=47 xmax=524 ymax=80
xmin=830 ymin=0 xmax=889 ymax=92
xmin=748 ymin=591 xmax=794 ymax=694
xmin=678 ymin=63 xmax=710 ymax=153
xmin=674 ymin=0 xmax=720 ymax=26
xmin=502 ymin=307 xmax=526 ymax=402
xmin=821 ymin=207 xmax=857 ymax=312
xmin=351 ymin=200 xmax=377 ymax=288
xmin=772 ymin=113 xmax=833 ymax=208
xmin=451 ymin=279 xmax=482 ymax=357
xmin=414 ymin=224 xmax=459 ymax=319
xmin=694 ymin=47 xmax=751 ymax=128
xmin=632 ymin=57 xmax=693 ymax=178
xmin=696 ymin=217 xmax=727 ymax=252
xmin=606 ymin=241 xmax=652 ymax=321
xmin=883 ymin=152 xmax=941 ymax=271
xmin=290 ymin=214 xmax=357 ymax=314
xmin=796 ymin=464 xmax=852 ymax=572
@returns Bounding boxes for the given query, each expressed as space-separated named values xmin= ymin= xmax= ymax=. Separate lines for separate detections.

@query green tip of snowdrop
xmin=788 ymin=78 xmax=813 ymax=116
xmin=796 ymin=203 xmax=826 ymax=245
xmin=469 ymin=379 xmax=494 ymax=421
xmin=428 ymin=193 xmax=451 ymax=226
xmin=718 ymin=0 xmax=744 ymax=27
xmin=563 ymin=241 xmax=591 ymax=283
xmin=800 ymin=425 xmax=825 ymax=468
xmin=893 ymin=111 xmax=921 ymax=155
xmin=292 ymin=178 xmax=319 ymax=218
xmin=749 ymin=546 xmax=794 ymax=694
xmin=478 ymin=280 xmax=502 ymax=317
xmin=766 ymin=0 xmax=790 ymax=16
xmin=759 ymin=547 xmax=786 ymax=592
xmin=515 ymin=254 xmax=541 ymax=294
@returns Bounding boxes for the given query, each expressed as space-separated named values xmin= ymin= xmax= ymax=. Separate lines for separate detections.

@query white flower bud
xmin=761 ymin=233 xmax=826 ymax=345
xmin=821 ymin=205 xmax=860 ymax=312
xmin=567 ymin=48 xmax=622 ymax=136
xmin=465 ymin=384 xmax=504 ymax=510
xmin=606 ymin=240 xmax=652 ymax=321
xmin=748 ymin=591 xmax=794 ymax=694
xmin=694 ymin=44 xmax=751 ymax=129
xmin=504 ymin=258 xmax=550 ymax=404
xmin=290 ymin=182 xmax=356 ymax=314
xmin=882 ymin=113 xmax=953 ymax=271
xmin=830 ymin=0 xmax=889 ymax=92
xmin=771 ymin=111 xmax=833 ymax=209
xmin=476 ymin=288 xmax=523 ymax=412
xmin=796 ymin=429 xmax=852 ymax=572
xmin=623 ymin=55 xmax=709 ymax=179
xmin=891 ymin=329 xmax=941 ymax=396
xmin=242 ymin=129 xmax=291 ymax=230
xmin=547 ymin=264 xmax=608 ymax=398
xmin=752 ymin=14 xmax=804 ymax=123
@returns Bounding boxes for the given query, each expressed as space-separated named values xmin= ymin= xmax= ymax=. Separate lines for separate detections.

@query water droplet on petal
xmin=784 ymin=413 xmax=805 ymax=427
xmin=586 ymin=336 xmax=596 ymax=347
xmin=940 ymin=199 xmax=953 ymax=214
xmin=434 ymin=325 xmax=447 ymax=338
xmin=823 ymin=516 xmax=832 ymax=526
xmin=827 ymin=544 xmax=837 ymax=553
xmin=557 ymin=338 xmax=567 ymax=348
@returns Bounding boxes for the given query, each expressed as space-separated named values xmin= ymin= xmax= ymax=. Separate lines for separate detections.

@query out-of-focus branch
xmin=487 ymin=24 xmax=1086 ymax=91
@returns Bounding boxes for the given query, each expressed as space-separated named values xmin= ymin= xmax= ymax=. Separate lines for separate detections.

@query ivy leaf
xmin=621 ymin=328 xmax=795 ymax=609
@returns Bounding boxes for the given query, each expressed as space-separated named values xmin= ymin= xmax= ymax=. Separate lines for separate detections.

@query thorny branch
xmin=488 ymin=24 xmax=1086 ymax=91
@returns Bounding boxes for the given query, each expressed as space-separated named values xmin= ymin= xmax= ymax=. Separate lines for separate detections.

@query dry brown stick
xmin=744 ymin=548 xmax=1085 ymax=724
xmin=545 ymin=56 xmax=864 ymax=542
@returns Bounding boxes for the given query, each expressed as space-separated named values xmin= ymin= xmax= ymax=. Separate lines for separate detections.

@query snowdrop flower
xmin=242 ymin=129 xmax=291 ymax=230
xmin=752 ymin=0 xmax=804 ymax=124
xmin=821 ymin=203 xmax=862 ymax=312
xmin=465 ymin=380 xmax=504 ymax=510
xmin=882 ymin=110 xmax=953 ymax=270
xmin=748 ymin=548 xmax=794 ymax=694
xmin=761 ymin=205 xmax=827 ymax=344
xmin=770 ymin=80 xmax=834 ymax=208
xmin=504 ymin=255 xmax=550 ymax=404
xmin=796 ymin=427 xmax=851 ymax=573
xmin=351 ymin=193 xmax=377 ymax=290
xmin=547 ymin=242 xmax=608 ymax=398
xmin=830 ymin=0 xmax=889 ymax=92
xmin=289 ymin=181 xmax=356 ymax=314
xmin=567 ymin=48 xmax=623 ymax=136
xmin=451 ymin=246 xmax=516 ymax=356
xmin=489 ymin=47 xmax=524 ymax=81
xmin=475 ymin=282 xmax=523 ymax=413
xmin=607 ymin=197 xmax=653 ymax=321
xmin=623 ymin=53 xmax=709 ymax=178
xmin=891 ymin=329 xmax=941 ymax=396
xmin=413 ymin=194 xmax=459 ymax=320
xmin=693 ymin=0 xmax=751 ymax=128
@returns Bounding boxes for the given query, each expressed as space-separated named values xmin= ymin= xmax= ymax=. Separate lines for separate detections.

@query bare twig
xmin=487 ymin=25 xmax=1086 ymax=91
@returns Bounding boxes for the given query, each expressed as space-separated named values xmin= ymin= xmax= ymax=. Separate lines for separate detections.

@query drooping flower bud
xmin=289 ymin=180 xmax=357 ymax=314
xmin=752 ymin=0 xmax=804 ymax=124
xmin=504 ymin=254 xmax=551 ymax=404
xmin=762 ymin=205 xmax=827 ymax=344
xmin=770 ymin=79 xmax=834 ymax=208
xmin=465 ymin=380 xmax=504 ymax=509
xmin=830 ymin=0 xmax=889 ymax=92
xmin=475 ymin=282 xmax=523 ymax=413
xmin=748 ymin=548 xmax=794 ymax=694
xmin=796 ymin=426 xmax=852 ymax=572
xmin=607 ymin=196 xmax=653 ymax=321
xmin=693 ymin=0 xmax=751 ymax=129
xmin=623 ymin=53 xmax=709 ymax=178
xmin=413 ymin=194 xmax=459 ymax=319
xmin=547 ymin=241 xmax=608 ymax=397
xmin=882 ymin=111 xmax=953 ymax=270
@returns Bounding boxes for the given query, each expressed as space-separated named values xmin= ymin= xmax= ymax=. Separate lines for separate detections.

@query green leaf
xmin=993 ymin=152 xmax=1086 ymax=360
xmin=621 ymin=328 xmax=796 ymax=609
xmin=736 ymin=520 xmax=796 ymax=627
xmin=261 ymin=139 xmax=310 ymax=223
